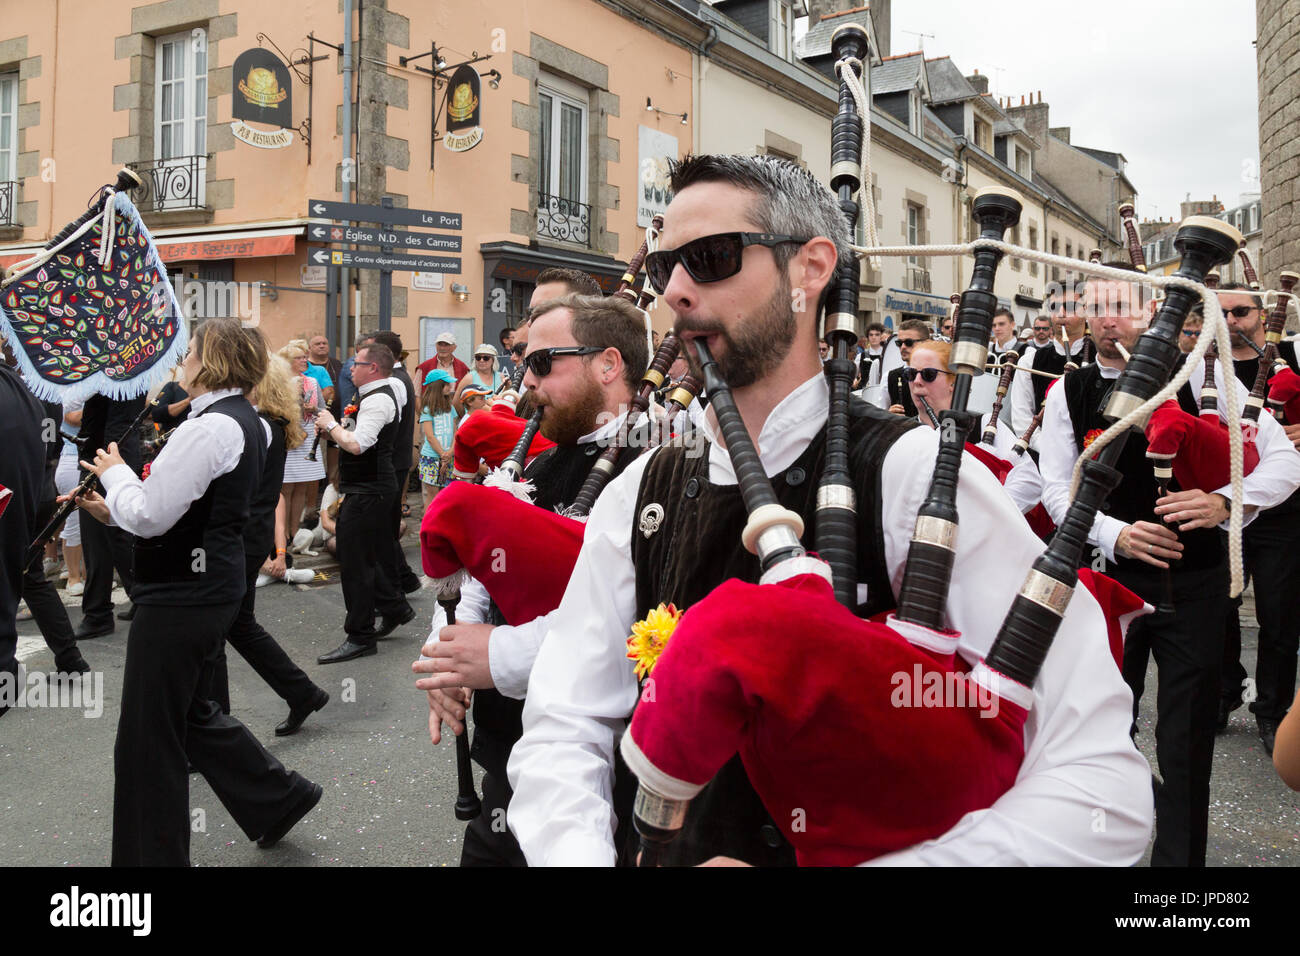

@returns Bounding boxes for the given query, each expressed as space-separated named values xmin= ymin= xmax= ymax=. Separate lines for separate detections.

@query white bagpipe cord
xmin=639 ymin=219 xmax=661 ymax=358
xmin=835 ymin=55 xmax=881 ymax=270
xmin=2 ymin=185 xmax=121 ymax=285
xmin=851 ymin=235 xmax=1250 ymax=597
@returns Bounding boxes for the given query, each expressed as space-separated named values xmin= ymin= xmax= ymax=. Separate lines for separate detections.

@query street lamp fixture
xmin=451 ymin=282 xmax=471 ymax=303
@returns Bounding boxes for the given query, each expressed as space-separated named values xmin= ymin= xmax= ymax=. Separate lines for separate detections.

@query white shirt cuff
xmin=99 ymin=462 xmax=138 ymax=494
xmin=489 ymin=624 xmax=534 ymax=700
xmin=1095 ymin=515 xmax=1124 ymax=565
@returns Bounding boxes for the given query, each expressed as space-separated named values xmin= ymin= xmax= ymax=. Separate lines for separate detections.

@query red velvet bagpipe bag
xmin=1143 ymin=399 xmax=1259 ymax=490
xmin=1267 ymin=367 xmax=1300 ymax=425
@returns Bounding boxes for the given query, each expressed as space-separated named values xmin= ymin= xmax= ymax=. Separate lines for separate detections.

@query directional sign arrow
xmin=307 ymin=199 xmax=463 ymax=231
xmin=306 ymin=223 xmax=462 ymax=253
xmin=311 ymin=249 xmax=331 ymax=265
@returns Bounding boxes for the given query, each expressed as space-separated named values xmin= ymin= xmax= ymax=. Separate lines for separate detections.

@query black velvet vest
xmin=1061 ymin=362 xmax=1224 ymax=583
xmin=244 ymin=414 xmax=287 ymax=557
xmin=338 ymin=383 xmax=398 ymax=495
xmin=620 ymin=399 xmax=915 ymax=867
xmin=132 ymin=395 xmax=265 ymax=607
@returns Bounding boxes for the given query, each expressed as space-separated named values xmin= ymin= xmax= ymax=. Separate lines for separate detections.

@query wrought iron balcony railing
xmin=537 ymin=192 xmax=591 ymax=248
xmin=0 ymin=180 xmax=18 ymax=227
xmin=127 ymin=155 xmax=209 ymax=213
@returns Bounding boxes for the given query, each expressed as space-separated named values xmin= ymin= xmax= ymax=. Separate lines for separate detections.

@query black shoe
xmin=275 ymin=687 xmax=330 ymax=736
xmin=1217 ymin=697 xmax=1243 ymax=734
xmin=317 ymin=640 xmax=377 ymax=664
xmin=401 ymin=573 xmax=422 ymax=595
xmin=375 ymin=605 xmax=416 ymax=639
xmin=257 ymin=783 xmax=323 ymax=848
xmin=73 ymin=620 xmax=114 ymax=641
xmin=1259 ymin=718 xmax=1280 ymax=756
xmin=116 ymin=603 xmax=136 ymax=621
xmin=52 ymin=653 xmax=90 ymax=676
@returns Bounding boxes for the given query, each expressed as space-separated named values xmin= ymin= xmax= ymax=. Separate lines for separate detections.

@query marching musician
xmin=507 ymin=154 xmax=1154 ymax=866
xmin=312 ymin=341 xmax=417 ymax=664
xmin=1010 ymin=286 xmax=1091 ymax=452
xmin=73 ymin=319 xmax=323 ymax=864
xmin=1037 ymin=268 xmax=1300 ymax=866
xmin=907 ymin=340 xmax=1043 ymax=516
xmin=989 ymin=307 xmax=1020 ymax=360
xmin=884 ymin=318 xmax=930 ymax=418
xmin=1216 ymin=283 xmax=1300 ymax=753
xmin=414 ymin=292 xmax=650 ymax=867
xmin=369 ymin=330 xmax=424 ymax=597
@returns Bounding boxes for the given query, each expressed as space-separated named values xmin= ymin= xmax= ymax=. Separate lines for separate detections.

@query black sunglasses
xmin=896 ymin=337 xmax=924 ymax=347
xmin=524 ymin=346 xmax=603 ymax=378
xmin=903 ymin=367 xmax=943 ymax=384
xmin=644 ymin=232 xmax=811 ymax=294
xmin=1222 ymin=305 xmax=1258 ymax=319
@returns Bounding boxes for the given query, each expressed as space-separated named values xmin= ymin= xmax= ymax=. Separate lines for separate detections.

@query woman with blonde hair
xmin=73 ymin=318 xmax=321 ymax=864
xmin=277 ymin=340 xmax=326 ymax=545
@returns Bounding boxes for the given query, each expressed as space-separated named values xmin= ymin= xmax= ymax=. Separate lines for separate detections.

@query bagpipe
xmin=616 ymin=22 xmax=1251 ymax=866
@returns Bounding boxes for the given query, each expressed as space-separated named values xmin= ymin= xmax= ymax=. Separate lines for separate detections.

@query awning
xmin=0 ymin=222 xmax=305 ymax=270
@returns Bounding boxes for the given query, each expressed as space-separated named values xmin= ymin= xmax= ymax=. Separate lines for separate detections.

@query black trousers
xmin=1220 ymin=509 xmax=1300 ymax=722
xmin=390 ymin=467 xmax=420 ymax=592
xmin=337 ymin=491 xmax=409 ymax=640
xmin=21 ymin=505 xmax=80 ymax=668
xmin=211 ymin=553 xmax=319 ymax=714
xmin=80 ymin=513 xmax=135 ymax=625
xmin=112 ymin=602 xmax=315 ymax=866
xmin=460 ymin=770 xmax=527 ymax=867
xmin=1119 ymin=560 xmax=1229 ymax=867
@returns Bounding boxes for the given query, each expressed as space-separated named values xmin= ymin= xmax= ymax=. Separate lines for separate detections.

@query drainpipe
xmin=340 ymin=0 xmax=354 ymax=352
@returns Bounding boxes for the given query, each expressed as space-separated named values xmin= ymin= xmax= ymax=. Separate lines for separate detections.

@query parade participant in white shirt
xmin=313 ymin=342 xmax=415 ymax=664
xmin=907 ymin=340 xmax=1042 ymax=515
xmin=76 ymin=319 xmax=322 ymax=865
xmin=989 ymin=307 xmax=1020 ymax=359
xmin=507 ymin=153 xmax=1154 ymax=867
xmin=414 ymin=290 xmax=648 ymax=867
xmin=1037 ymin=270 xmax=1300 ymax=866
xmin=1010 ymin=288 xmax=1092 ymax=447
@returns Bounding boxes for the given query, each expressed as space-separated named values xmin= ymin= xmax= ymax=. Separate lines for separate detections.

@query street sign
xmin=309 ymin=248 xmax=461 ymax=274
xmin=307 ymin=222 xmax=462 ymax=253
xmin=307 ymin=199 xmax=462 ymax=230
xmin=300 ymin=264 xmax=327 ymax=287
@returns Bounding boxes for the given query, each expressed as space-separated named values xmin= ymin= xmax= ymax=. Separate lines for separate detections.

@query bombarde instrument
xmin=1118 ymin=201 xmax=1147 ymax=273
xmin=982 ymin=350 xmax=1019 ymax=445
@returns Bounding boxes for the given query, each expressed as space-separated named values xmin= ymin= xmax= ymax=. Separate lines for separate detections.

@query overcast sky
xmin=875 ymin=0 xmax=1261 ymax=222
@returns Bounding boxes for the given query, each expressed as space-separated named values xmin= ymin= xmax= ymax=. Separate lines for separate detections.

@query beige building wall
xmin=0 ymin=0 xmax=692 ymax=358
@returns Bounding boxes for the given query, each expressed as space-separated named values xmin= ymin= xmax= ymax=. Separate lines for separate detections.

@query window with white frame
xmin=1250 ymin=204 xmax=1259 ymax=232
xmin=0 ymin=72 xmax=16 ymax=183
xmin=1028 ymin=224 xmax=1038 ymax=276
xmin=770 ymin=0 xmax=793 ymax=60
xmin=537 ymin=73 xmax=589 ymax=244
xmin=153 ymin=28 xmax=207 ymax=208
xmin=1015 ymin=147 xmax=1030 ymax=178
xmin=907 ymin=202 xmax=920 ymax=265
xmin=911 ymin=91 xmax=923 ymax=135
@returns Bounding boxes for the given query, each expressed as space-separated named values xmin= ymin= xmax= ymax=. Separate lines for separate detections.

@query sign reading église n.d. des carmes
xmin=231 ymin=47 xmax=294 ymax=149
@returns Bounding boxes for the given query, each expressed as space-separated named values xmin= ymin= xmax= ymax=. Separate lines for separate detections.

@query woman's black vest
xmin=244 ymin=414 xmax=288 ymax=558
xmin=131 ymin=395 xmax=265 ymax=606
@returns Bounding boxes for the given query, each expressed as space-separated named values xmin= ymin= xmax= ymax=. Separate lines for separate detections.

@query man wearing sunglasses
xmin=415 ymin=293 xmax=648 ymax=867
xmin=508 ymin=152 xmax=1154 ymax=868
xmin=1217 ymin=282 xmax=1300 ymax=757
xmin=1010 ymin=288 xmax=1092 ymax=452
xmin=884 ymin=319 xmax=930 ymax=417
xmin=1038 ymin=268 xmax=1300 ymax=865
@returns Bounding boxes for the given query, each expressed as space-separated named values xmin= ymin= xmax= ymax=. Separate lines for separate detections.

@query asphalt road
xmin=4 ymin=540 xmax=1299 ymax=867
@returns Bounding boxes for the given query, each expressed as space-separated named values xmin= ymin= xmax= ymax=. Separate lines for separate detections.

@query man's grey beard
xmin=679 ymin=273 xmax=798 ymax=389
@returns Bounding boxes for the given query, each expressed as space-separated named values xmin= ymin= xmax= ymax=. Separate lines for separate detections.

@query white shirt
xmin=976 ymin=414 xmax=1043 ymax=515
xmin=1010 ymin=337 xmax=1087 ymax=445
xmin=351 ymin=378 xmax=400 ymax=452
xmin=1038 ymin=358 xmax=1300 ymax=564
xmin=458 ymin=413 xmax=628 ymax=698
xmin=507 ymin=371 xmax=1154 ymax=867
xmin=102 ymin=389 xmax=269 ymax=538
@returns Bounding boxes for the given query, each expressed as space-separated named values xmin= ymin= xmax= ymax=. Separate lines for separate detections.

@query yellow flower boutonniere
xmin=626 ymin=602 xmax=683 ymax=680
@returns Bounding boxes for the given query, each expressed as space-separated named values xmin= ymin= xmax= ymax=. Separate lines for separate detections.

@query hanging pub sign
xmin=443 ymin=65 xmax=483 ymax=153
xmin=231 ymin=47 xmax=294 ymax=149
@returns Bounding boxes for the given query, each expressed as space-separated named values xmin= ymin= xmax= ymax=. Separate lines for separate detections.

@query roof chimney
xmin=966 ymin=70 xmax=989 ymax=95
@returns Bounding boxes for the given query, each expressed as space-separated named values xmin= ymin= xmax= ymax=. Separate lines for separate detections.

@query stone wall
xmin=1257 ymin=0 xmax=1300 ymax=284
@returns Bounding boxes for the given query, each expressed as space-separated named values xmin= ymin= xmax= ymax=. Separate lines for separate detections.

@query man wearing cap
xmin=418 ymin=332 xmax=469 ymax=385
